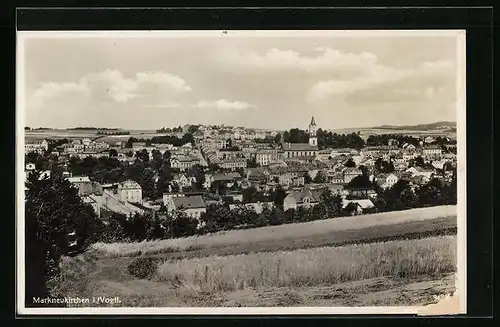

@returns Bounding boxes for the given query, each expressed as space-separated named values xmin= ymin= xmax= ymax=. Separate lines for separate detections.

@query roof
xmin=287 ymin=187 xmax=320 ymax=203
xmin=172 ymin=195 xmax=206 ymax=209
xmin=310 ymin=116 xmax=316 ymax=126
xmin=342 ymin=199 xmax=375 ymax=209
xmin=67 ymin=176 xmax=91 ymax=183
xmin=283 ymin=143 xmax=318 ymax=151
xmin=343 ymin=167 xmax=362 ymax=174
xmin=118 ymin=180 xmax=141 ymax=189
xmin=213 ymin=172 xmax=242 ymax=181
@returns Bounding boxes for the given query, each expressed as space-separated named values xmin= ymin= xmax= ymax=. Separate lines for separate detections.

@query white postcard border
xmin=16 ymin=29 xmax=467 ymax=316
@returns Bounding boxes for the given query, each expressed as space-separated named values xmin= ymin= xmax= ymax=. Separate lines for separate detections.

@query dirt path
xmin=74 ymin=273 xmax=455 ymax=308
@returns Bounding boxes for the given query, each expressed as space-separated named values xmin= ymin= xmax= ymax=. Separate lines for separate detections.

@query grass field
xmin=51 ymin=206 xmax=458 ymax=308
xmin=91 ymin=205 xmax=457 ymax=258
xmin=157 ymin=235 xmax=457 ymax=293
xmin=55 ymin=235 xmax=457 ymax=307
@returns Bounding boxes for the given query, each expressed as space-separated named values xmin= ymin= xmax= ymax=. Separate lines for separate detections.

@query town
xmin=24 ymin=116 xmax=457 ymax=245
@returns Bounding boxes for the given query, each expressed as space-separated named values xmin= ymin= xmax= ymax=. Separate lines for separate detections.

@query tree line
xmin=282 ymin=128 xmax=365 ymax=149
xmin=125 ymin=133 xmax=195 ymax=148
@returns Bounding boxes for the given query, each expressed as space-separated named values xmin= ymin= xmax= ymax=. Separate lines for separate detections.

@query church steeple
xmin=308 ymin=116 xmax=318 ymax=147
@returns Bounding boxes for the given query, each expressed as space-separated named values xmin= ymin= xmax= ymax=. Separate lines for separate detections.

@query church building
xmin=282 ymin=116 xmax=319 ymax=159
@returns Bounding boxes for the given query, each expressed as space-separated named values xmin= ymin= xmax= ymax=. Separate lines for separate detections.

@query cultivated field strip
xmin=156 ymin=235 xmax=457 ymax=293
xmin=91 ymin=206 xmax=457 ymax=258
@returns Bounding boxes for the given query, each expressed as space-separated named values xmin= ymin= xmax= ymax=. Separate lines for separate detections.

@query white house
xmin=167 ymin=195 xmax=206 ymax=220
xmin=117 ymin=180 xmax=142 ymax=204
xmin=375 ymin=173 xmax=399 ymax=189
xmin=25 ymin=139 xmax=48 ymax=154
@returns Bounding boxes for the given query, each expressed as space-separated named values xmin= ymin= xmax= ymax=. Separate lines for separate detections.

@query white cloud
xmin=221 ymin=47 xmax=378 ymax=72
xmin=193 ymin=99 xmax=256 ymax=111
xmin=307 ymin=59 xmax=455 ymax=102
xmin=29 ymin=69 xmax=192 ymax=107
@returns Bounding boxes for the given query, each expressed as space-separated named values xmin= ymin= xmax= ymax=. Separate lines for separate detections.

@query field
xmin=91 ymin=205 xmax=457 ymax=258
xmin=54 ymin=206 xmax=458 ymax=308
xmin=24 ymin=129 xmax=168 ymax=142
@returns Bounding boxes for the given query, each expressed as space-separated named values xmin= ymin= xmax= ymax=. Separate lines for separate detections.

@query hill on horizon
xmin=372 ymin=121 xmax=456 ymax=131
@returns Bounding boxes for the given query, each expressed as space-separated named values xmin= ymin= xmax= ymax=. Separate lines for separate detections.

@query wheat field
xmin=156 ymin=235 xmax=457 ymax=293
xmin=92 ymin=205 xmax=457 ymax=258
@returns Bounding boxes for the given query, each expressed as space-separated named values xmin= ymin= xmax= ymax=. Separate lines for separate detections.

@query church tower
xmin=308 ymin=116 xmax=318 ymax=147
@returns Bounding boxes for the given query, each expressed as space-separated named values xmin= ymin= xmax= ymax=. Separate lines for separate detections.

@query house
xmin=405 ymin=166 xmax=434 ymax=179
xmin=343 ymin=167 xmax=363 ymax=184
xmin=173 ymin=174 xmax=192 ymax=189
xmin=327 ymin=183 xmax=346 ymax=196
xmin=423 ymin=145 xmax=443 ymax=157
xmin=38 ymin=170 xmax=51 ymax=180
xmin=82 ymin=138 xmax=92 ymax=147
xmin=218 ymin=158 xmax=248 ymax=170
xmin=117 ymin=180 xmax=142 ymax=204
xmin=402 ymin=143 xmax=417 ymax=151
xmin=432 ymin=160 xmax=448 ymax=170
xmin=170 ymin=155 xmax=201 ymax=171
xmin=245 ymin=168 xmax=268 ymax=184
xmin=255 ymin=149 xmax=281 ymax=166
xmin=315 ymin=149 xmax=334 ymax=162
xmin=283 ymin=187 xmax=320 ymax=211
xmin=342 ymin=199 xmax=375 ymax=215
xmin=25 ymin=163 xmax=36 ymax=171
xmin=424 ymin=136 xmax=436 ymax=144
xmin=66 ymin=176 xmax=95 ymax=196
xmin=361 ymin=146 xmax=399 ymax=157
xmin=167 ymin=195 xmax=206 ymax=220
xmin=25 ymin=139 xmax=48 ymax=154
xmin=375 ymin=173 xmax=399 ymax=190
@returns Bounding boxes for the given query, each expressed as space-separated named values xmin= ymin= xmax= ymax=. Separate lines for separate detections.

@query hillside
xmin=374 ymin=121 xmax=456 ymax=131
xmin=54 ymin=206 xmax=458 ymax=308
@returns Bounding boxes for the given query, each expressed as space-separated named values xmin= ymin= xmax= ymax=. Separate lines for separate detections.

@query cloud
xmin=220 ymin=47 xmax=378 ymax=73
xmin=29 ymin=69 xmax=192 ymax=107
xmin=193 ymin=99 xmax=256 ymax=111
xmin=307 ymin=59 xmax=455 ymax=103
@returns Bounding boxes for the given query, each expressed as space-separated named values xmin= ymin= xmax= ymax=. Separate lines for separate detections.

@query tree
xmin=358 ymin=165 xmax=369 ymax=176
xmin=25 ymin=170 xmax=104 ymax=306
xmin=135 ymin=149 xmax=150 ymax=162
xmin=109 ymin=149 xmax=118 ymax=157
xmin=164 ymin=211 xmax=198 ymax=238
xmin=344 ymin=158 xmax=356 ymax=168
xmin=347 ymin=175 xmax=373 ymax=190
xmin=266 ymin=206 xmax=284 ymax=226
xmin=343 ymin=202 xmax=359 ymax=216
xmin=273 ymin=133 xmax=282 ymax=145
xmin=242 ymin=186 xmax=260 ymax=203
xmin=271 ymin=185 xmax=287 ymax=209
xmin=313 ymin=171 xmax=328 ymax=183
xmin=413 ymin=156 xmax=425 ymax=168
xmin=319 ymin=191 xmax=342 ymax=217
xmin=181 ymin=133 xmax=195 ymax=146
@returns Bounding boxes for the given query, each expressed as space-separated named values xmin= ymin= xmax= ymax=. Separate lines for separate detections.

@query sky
xmin=21 ymin=31 xmax=461 ymax=131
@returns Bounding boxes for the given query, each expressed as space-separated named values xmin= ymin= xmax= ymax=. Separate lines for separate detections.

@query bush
xmin=127 ymin=257 xmax=158 ymax=279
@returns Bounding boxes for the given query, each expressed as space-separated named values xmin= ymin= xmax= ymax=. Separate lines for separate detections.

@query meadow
xmin=91 ymin=205 xmax=457 ymax=258
xmin=56 ymin=234 xmax=457 ymax=307
xmin=156 ymin=235 xmax=457 ymax=294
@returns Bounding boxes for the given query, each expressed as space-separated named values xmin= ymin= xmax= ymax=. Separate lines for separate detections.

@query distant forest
xmin=66 ymin=127 xmax=121 ymax=131
xmin=374 ymin=121 xmax=456 ymax=131
xmin=25 ymin=127 xmax=52 ymax=131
